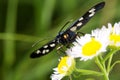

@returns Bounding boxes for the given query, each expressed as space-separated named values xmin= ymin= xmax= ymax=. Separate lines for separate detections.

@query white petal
xmin=51 ymin=74 xmax=64 ymax=80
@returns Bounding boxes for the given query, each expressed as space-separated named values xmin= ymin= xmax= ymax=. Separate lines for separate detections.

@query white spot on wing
xmin=36 ymin=50 xmax=41 ymax=54
xmin=45 ymin=49 xmax=49 ymax=53
xmin=79 ymin=17 xmax=84 ymax=21
xmin=77 ymin=22 xmax=82 ymax=26
xmin=50 ymin=43 xmax=55 ymax=47
xmin=89 ymin=8 xmax=95 ymax=17
xmin=70 ymin=26 xmax=77 ymax=31
xmin=43 ymin=45 xmax=48 ymax=48
xmin=42 ymin=50 xmax=46 ymax=54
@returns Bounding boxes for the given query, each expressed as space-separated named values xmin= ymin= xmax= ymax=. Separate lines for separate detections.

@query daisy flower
xmin=107 ymin=22 xmax=120 ymax=47
xmin=66 ymin=27 xmax=109 ymax=61
xmin=51 ymin=56 xmax=75 ymax=80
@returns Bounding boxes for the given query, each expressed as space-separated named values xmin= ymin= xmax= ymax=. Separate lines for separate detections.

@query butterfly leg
xmin=56 ymin=45 xmax=66 ymax=56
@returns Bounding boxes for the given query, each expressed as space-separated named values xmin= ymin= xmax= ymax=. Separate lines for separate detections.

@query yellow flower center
xmin=58 ymin=57 xmax=75 ymax=75
xmin=82 ymin=38 xmax=102 ymax=56
xmin=109 ymin=34 xmax=120 ymax=44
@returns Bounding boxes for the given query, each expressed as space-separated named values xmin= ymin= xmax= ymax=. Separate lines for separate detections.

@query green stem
xmin=75 ymin=68 xmax=103 ymax=76
xmin=110 ymin=60 xmax=120 ymax=71
xmin=99 ymin=55 xmax=106 ymax=70
xmin=69 ymin=75 xmax=72 ymax=80
xmin=107 ymin=54 xmax=113 ymax=73
xmin=103 ymin=48 xmax=119 ymax=62
xmin=95 ymin=57 xmax=109 ymax=80
xmin=3 ymin=0 xmax=18 ymax=80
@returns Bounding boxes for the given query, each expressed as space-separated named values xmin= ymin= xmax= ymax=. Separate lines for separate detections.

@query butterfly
xmin=30 ymin=2 xmax=105 ymax=58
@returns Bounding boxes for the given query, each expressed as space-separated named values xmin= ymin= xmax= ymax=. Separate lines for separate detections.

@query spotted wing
xmin=66 ymin=2 xmax=105 ymax=32
xmin=30 ymin=39 xmax=58 ymax=58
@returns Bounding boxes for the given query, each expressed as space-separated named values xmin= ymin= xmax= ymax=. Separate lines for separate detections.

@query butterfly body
xmin=57 ymin=30 xmax=77 ymax=45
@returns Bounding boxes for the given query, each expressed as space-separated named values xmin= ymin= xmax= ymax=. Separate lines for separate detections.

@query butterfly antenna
xmin=58 ymin=19 xmax=73 ymax=33
xmin=32 ymin=37 xmax=55 ymax=47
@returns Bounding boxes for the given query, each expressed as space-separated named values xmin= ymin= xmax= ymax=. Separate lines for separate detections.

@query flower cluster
xmin=51 ymin=22 xmax=120 ymax=80
xmin=66 ymin=22 xmax=120 ymax=61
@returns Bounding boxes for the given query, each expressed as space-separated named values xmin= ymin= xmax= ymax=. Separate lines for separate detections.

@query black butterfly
xmin=30 ymin=2 xmax=105 ymax=58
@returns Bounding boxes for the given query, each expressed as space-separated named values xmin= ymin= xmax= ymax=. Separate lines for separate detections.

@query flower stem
xmin=103 ymin=48 xmax=119 ymax=62
xmin=69 ymin=75 xmax=72 ymax=80
xmin=95 ymin=57 xmax=109 ymax=80
xmin=107 ymin=53 xmax=113 ymax=73
xmin=75 ymin=68 xmax=103 ymax=76
xmin=110 ymin=60 xmax=120 ymax=71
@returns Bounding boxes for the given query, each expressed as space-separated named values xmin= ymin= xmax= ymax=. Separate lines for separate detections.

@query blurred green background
xmin=0 ymin=0 xmax=120 ymax=80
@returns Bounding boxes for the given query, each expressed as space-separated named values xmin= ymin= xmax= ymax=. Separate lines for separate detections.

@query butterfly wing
xmin=66 ymin=2 xmax=105 ymax=32
xmin=30 ymin=39 xmax=58 ymax=58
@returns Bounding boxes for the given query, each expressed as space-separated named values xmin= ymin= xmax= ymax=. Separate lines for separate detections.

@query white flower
xmin=66 ymin=27 xmax=109 ymax=61
xmin=51 ymin=56 xmax=75 ymax=80
xmin=107 ymin=22 xmax=120 ymax=47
